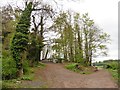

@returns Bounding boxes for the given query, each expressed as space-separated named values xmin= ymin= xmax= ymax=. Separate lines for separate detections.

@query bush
xmin=2 ymin=50 xmax=31 ymax=79
xmin=65 ymin=63 xmax=96 ymax=74
xmin=65 ymin=63 xmax=78 ymax=71
xmin=104 ymin=62 xmax=118 ymax=70
xmin=21 ymin=75 xmax=33 ymax=81
xmin=109 ymin=62 xmax=118 ymax=70
xmin=23 ymin=60 xmax=30 ymax=74
xmin=2 ymin=56 xmax=17 ymax=80
xmin=38 ymin=62 xmax=45 ymax=67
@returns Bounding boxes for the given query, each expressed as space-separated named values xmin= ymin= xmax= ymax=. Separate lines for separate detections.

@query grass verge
xmin=2 ymin=62 xmax=46 ymax=88
xmin=65 ymin=63 xmax=96 ymax=74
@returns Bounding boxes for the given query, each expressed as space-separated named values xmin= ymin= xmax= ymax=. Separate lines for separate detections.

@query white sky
xmin=0 ymin=0 xmax=119 ymax=62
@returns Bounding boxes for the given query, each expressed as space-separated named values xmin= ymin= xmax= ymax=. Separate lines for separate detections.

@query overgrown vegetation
xmin=2 ymin=62 xmax=46 ymax=88
xmin=65 ymin=63 xmax=97 ymax=74
xmin=2 ymin=55 xmax=17 ymax=80
xmin=104 ymin=60 xmax=118 ymax=83
xmin=94 ymin=60 xmax=118 ymax=83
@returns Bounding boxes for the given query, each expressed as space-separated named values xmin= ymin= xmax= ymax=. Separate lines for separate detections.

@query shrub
xmin=2 ymin=56 xmax=17 ymax=80
xmin=21 ymin=75 xmax=33 ymax=81
xmin=2 ymin=50 xmax=31 ymax=79
xmin=105 ymin=62 xmax=118 ymax=70
xmin=23 ymin=60 xmax=30 ymax=74
xmin=65 ymin=63 xmax=77 ymax=70
xmin=109 ymin=62 xmax=118 ymax=70
xmin=65 ymin=63 xmax=96 ymax=74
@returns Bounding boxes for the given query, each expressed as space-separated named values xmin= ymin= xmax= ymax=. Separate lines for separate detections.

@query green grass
xmin=21 ymin=74 xmax=34 ymax=81
xmin=2 ymin=79 xmax=21 ymax=88
xmin=65 ymin=63 xmax=77 ymax=70
xmin=37 ymin=62 xmax=46 ymax=68
xmin=107 ymin=68 xmax=119 ymax=85
xmin=108 ymin=69 xmax=118 ymax=82
xmin=2 ymin=70 xmax=34 ymax=88
xmin=65 ymin=63 xmax=94 ymax=74
xmin=0 ymin=81 xmax=2 ymax=89
xmin=23 ymin=66 xmax=35 ymax=79
xmin=2 ymin=62 xmax=46 ymax=88
xmin=98 ymin=61 xmax=119 ymax=84
xmin=105 ymin=61 xmax=118 ymax=81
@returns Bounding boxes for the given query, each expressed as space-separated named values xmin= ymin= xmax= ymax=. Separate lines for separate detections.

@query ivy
xmin=11 ymin=2 xmax=33 ymax=77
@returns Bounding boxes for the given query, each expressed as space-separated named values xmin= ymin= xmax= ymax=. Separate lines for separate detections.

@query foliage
xmin=2 ymin=4 xmax=22 ymax=79
xmin=104 ymin=61 xmax=118 ymax=82
xmin=65 ymin=63 xmax=77 ymax=70
xmin=2 ymin=53 xmax=17 ymax=80
xmin=2 ymin=80 xmax=18 ymax=88
xmin=95 ymin=60 xmax=118 ymax=83
xmin=51 ymin=12 xmax=110 ymax=66
xmin=105 ymin=62 xmax=118 ymax=70
xmin=37 ymin=62 xmax=46 ymax=67
xmin=2 ymin=62 xmax=46 ymax=88
xmin=21 ymin=74 xmax=34 ymax=81
xmin=11 ymin=2 xmax=33 ymax=77
xmin=2 ymin=5 xmax=21 ymax=50
xmin=65 ymin=63 xmax=94 ymax=74
xmin=23 ymin=60 xmax=30 ymax=74
xmin=108 ymin=69 xmax=118 ymax=80
xmin=27 ymin=33 xmax=44 ymax=66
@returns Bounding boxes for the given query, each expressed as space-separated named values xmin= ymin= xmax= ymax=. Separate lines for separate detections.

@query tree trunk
xmin=84 ymin=26 xmax=89 ymax=66
xmin=77 ymin=30 xmax=83 ymax=61
xmin=44 ymin=49 xmax=49 ymax=60
xmin=64 ymin=48 xmax=67 ymax=61
xmin=17 ymin=68 xmax=23 ymax=78
xmin=17 ymin=51 xmax=26 ymax=77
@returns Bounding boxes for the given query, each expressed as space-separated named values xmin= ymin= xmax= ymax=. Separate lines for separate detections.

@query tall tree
xmin=11 ymin=2 xmax=33 ymax=77
xmin=82 ymin=13 xmax=110 ymax=66
xmin=27 ymin=2 xmax=53 ymax=63
xmin=73 ymin=13 xmax=83 ymax=63
xmin=51 ymin=12 xmax=110 ymax=66
xmin=2 ymin=5 xmax=22 ymax=50
xmin=51 ymin=12 xmax=68 ymax=60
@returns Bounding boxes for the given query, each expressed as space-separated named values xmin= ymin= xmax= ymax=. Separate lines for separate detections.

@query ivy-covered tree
xmin=11 ymin=2 xmax=33 ymax=77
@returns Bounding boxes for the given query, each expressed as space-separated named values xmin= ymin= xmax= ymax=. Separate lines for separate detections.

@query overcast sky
xmin=0 ymin=0 xmax=119 ymax=62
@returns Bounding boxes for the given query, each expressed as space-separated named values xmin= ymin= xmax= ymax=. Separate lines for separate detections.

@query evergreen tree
xmin=11 ymin=2 xmax=33 ymax=77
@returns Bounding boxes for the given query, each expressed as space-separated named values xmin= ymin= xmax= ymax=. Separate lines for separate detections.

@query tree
xmin=2 ymin=5 xmax=22 ymax=50
xmin=73 ymin=13 xmax=83 ymax=63
xmin=82 ymin=13 xmax=110 ymax=66
xmin=51 ymin=12 xmax=70 ymax=61
xmin=51 ymin=12 xmax=110 ymax=66
xmin=27 ymin=2 xmax=53 ymax=64
xmin=51 ymin=11 xmax=76 ymax=62
xmin=11 ymin=2 xmax=33 ymax=77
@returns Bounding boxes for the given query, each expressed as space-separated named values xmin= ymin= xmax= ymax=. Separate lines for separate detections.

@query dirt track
xmin=38 ymin=63 xmax=118 ymax=88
